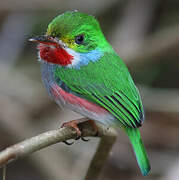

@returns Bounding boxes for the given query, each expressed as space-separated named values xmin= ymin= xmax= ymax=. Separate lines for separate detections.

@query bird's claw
xmin=61 ymin=120 xmax=82 ymax=145
xmin=62 ymin=140 xmax=74 ymax=145
xmin=61 ymin=119 xmax=98 ymax=145
xmin=63 ymin=137 xmax=89 ymax=145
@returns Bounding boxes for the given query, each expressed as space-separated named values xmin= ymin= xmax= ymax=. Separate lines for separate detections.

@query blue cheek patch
xmin=74 ymin=49 xmax=103 ymax=69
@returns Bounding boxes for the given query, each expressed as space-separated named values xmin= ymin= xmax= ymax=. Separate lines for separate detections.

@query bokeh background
xmin=0 ymin=0 xmax=179 ymax=179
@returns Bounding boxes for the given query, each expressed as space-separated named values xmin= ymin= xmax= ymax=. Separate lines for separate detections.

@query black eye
xmin=75 ymin=34 xmax=84 ymax=44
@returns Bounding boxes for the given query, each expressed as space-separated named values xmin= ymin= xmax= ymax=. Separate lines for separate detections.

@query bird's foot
xmin=62 ymin=120 xmax=82 ymax=138
xmin=61 ymin=119 xmax=99 ymax=145
xmin=61 ymin=120 xmax=82 ymax=145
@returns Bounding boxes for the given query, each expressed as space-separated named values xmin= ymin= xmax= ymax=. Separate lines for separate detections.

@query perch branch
xmin=0 ymin=119 xmax=117 ymax=169
xmin=85 ymin=130 xmax=117 ymax=180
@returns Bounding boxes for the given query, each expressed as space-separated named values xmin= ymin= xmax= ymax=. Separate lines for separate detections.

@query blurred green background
xmin=0 ymin=0 xmax=179 ymax=179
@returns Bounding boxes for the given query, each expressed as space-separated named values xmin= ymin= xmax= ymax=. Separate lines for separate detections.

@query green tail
xmin=124 ymin=127 xmax=151 ymax=176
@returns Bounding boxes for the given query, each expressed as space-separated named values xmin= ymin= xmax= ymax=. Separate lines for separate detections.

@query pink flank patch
xmin=38 ymin=43 xmax=73 ymax=66
xmin=51 ymin=84 xmax=108 ymax=114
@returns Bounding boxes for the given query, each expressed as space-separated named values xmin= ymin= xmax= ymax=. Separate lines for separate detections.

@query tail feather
xmin=124 ymin=127 xmax=151 ymax=176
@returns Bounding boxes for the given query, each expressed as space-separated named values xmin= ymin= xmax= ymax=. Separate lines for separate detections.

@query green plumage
xmin=124 ymin=127 xmax=150 ymax=176
xmin=55 ymin=52 xmax=143 ymax=127
xmin=46 ymin=11 xmax=150 ymax=175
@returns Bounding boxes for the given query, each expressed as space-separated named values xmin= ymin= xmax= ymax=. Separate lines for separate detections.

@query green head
xmin=30 ymin=11 xmax=112 ymax=67
xmin=46 ymin=11 xmax=109 ymax=53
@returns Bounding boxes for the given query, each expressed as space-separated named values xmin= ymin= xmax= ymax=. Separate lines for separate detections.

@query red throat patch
xmin=37 ymin=43 xmax=74 ymax=66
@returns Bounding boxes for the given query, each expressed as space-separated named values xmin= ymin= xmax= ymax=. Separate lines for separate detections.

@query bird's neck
xmin=38 ymin=43 xmax=104 ymax=69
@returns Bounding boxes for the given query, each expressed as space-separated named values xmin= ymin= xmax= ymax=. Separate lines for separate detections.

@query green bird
xmin=30 ymin=11 xmax=150 ymax=176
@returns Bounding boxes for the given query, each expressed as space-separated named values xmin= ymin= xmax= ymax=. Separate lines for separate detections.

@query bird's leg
xmin=62 ymin=120 xmax=82 ymax=137
xmin=61 ymin=119 xmax=82 ymax=145
xmin=61 ymin=119 xmax=99 ymax=144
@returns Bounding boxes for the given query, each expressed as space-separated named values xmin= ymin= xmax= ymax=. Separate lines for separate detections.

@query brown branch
xmin=85 ymin=130 xmax=117 ymax=180
xmin=0 ymin=119 xmax=117 ymax=176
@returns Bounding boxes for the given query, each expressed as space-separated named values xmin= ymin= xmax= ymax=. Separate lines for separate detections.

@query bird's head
xmin=30 ymin=11 xmax=111 ymax=68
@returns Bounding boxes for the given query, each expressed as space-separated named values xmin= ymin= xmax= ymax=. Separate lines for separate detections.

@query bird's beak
xmin=29 ymin=35 xmax=58 ymax=45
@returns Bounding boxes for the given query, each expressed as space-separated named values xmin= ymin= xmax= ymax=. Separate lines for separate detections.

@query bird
xmin=29 ymin=11 xmax=150 ymax=176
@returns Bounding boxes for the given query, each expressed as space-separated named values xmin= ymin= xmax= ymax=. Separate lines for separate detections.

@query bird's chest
xmin=40 ymin=62 xmax=109 ymax=117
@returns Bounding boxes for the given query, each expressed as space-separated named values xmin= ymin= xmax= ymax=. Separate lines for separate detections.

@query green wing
xmin=67 ymin=84 xmax=143 ymax=128
xmin=54 ymin=52 xmax=144 ymax=128
xmin=91 ymin=90 xmax=143 ymax=127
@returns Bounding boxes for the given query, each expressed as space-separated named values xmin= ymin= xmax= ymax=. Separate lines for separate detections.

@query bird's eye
xmin=75 ymin=34 xmax=84 ymax=44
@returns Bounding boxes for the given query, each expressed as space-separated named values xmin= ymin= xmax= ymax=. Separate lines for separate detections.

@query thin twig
xmin=85 ymin=132 xmax=117 ymax=180
xmin=0 ymin=120 xmax=117 ymax=168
